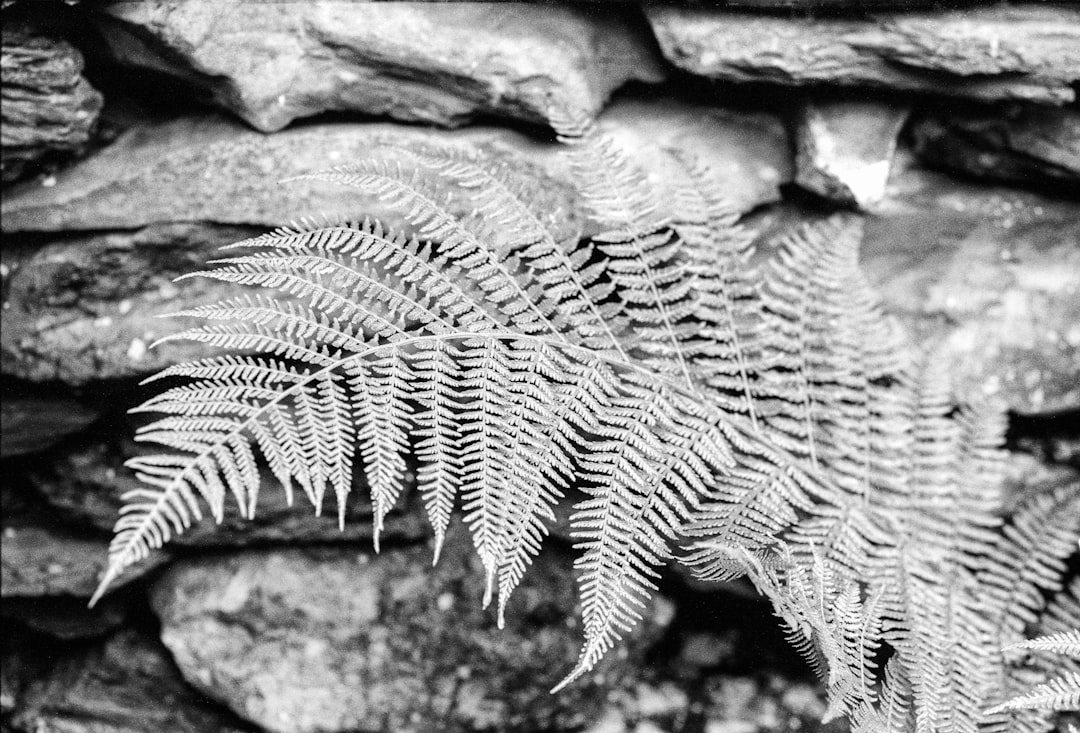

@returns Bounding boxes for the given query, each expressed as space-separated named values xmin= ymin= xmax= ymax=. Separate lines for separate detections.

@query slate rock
xmin=97 ymin=1 xmax=664 ymax=132
xmin=21 ymin=434 xmax=428 ymax=548
xmin=910 ymin=105 xmax=1080 ymax=192
xmin=1 ymin=27 xmax=103 ymax=183
xmin=794 ymin=99 xmax=909 ymax=209
xmin=1 ymin=102 xmax=790 ymax=384
xmin=150 ymin=529 xmax=674 ymax=733
xmin=0 ymin=394 xmax=101 ymax=457
xmin=647 ymin=5 xmax=1080 ymax=104
xmin=11 ymin=629 xmax=245 ymax=733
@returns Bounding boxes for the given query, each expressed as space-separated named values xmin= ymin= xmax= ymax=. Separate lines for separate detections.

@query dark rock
xmin=1 ymin=594 xmax=128 ymax=640
xmin=11 ymin=629 xmax=246 ymax=733
xmin=910 ymin=105 xmax=1080 ymax=192
xmin=0 ymin=394 xmax=100 ymax=457
xmin=0 ymin=523 xmax=166 ymax=598
xmin=21 ymin=434 xmax=428 ymax=549
xmin=150 ymin=528 xmax=674 ymax=733
xmin=647 ymin=5 xmax=1080 ymax=105
xmin=794 ymin=99 xmax=909 ymax=209
xmin=96 ymin=2 xmax=664 ymax=132
xmin=1 ymin=27 xmax=103 ymax=183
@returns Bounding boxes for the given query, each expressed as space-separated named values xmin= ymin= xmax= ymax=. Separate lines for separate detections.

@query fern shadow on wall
xmin=88 ymin=109 xmax=1080 ymax=732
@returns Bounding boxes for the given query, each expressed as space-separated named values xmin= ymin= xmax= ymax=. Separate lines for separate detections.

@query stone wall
xmin=2 ymin=2 xmax=1078 ymax=732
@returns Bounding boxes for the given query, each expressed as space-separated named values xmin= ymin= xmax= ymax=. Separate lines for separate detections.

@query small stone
xmin=794 ymin=99 xmax=909 ymax=209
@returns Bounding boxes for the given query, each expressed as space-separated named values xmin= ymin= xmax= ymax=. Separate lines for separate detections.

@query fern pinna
xmin=90 ymin=110 xmax=1079 ymax=731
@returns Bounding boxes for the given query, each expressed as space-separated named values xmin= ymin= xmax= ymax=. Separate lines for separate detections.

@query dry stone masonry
xmin=2 ymin=2 xmax=1079 ymax=732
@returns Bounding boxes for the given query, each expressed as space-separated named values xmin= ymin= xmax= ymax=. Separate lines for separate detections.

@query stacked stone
xmin=2 ymin=3 xmax=1077 ymax=732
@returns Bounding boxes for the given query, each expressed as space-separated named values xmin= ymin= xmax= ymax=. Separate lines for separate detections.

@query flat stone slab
xmin=647 ymin=5 xmax=1080 ymax=104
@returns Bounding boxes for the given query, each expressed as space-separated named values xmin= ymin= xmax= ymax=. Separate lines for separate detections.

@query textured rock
xmin=794 ymin=99 xmax=909 ymax=208
xmin=599 ymin=97 xmax=792 ymax=215
xmin=151 ymin=529 xmax=673 ymax=733
xmin=1 ymin=103 xmax=789 ymax=384
xmin=97 ymin=1 xmax=664 ymax=132
xmin=647 ymin=5 xmax=1080 ymax=104
xmin=910 ymin=105 xmax=1080 ymax=191
xmin=11 ymin=629 xmax=245 ymax=733
xmin=751 ymin=152 xmax=1080 ymax=414
xmin=0 ymin=394 xmax=101 ymax=457
xmin=22 ymin=434 xmax=428 ymax=547
xmin=1 ymin=27 xmax=103 ymax=183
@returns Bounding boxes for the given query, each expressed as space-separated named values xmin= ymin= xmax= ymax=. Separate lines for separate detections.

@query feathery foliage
xmin=92 ymin=110 xmax=1080 ymax=730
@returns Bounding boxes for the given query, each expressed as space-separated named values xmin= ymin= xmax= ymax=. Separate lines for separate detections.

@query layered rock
xmin=22 ymin=434 xmax=428 ymax=547
xmin=150 ymin=529 xmax=674 ymax=733
xmin=794 ymin=99 xmax=909 ymax=208
xmin=1 ymin=393 xmax=100 ymax=457
xmin=10 ymin=629 xmax=245 ymax=733
xmin=910 ymin=105 xmax=1080 ymax=191
xmin=0 ymin=27 xmax=102 ymax=183
xmin=647 ymin=5 xmax=1080 ymax=104
xmin=96 ymin=1 xmax=665 ymax=132
xmin=1 ymin=101 xmax=790 ymax=384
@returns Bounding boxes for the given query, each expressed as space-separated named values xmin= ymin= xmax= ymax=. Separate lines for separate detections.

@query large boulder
xmin=150 ymin=529 xmax=674 ymax=733
xmin=95 ymin=1 xmax=665 ymax=132
xmin=1 ymin=27 xmax=103 ymax=183
xmin=910 ymin=105 xmax=1080 ymax=192
xmin=647 ymin=5 xmax=1080 ymax=104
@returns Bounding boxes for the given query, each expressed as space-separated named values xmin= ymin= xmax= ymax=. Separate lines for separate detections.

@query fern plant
xmin=90 ymin=109 xmax=1080 ymax=731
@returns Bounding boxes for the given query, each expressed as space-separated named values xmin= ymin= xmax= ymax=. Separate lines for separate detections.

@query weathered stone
xmin=794 ymin=99 xmax=909 ymax=209
xmin=21 ymin=434 xmax=428 ymax=548
xmin=11 ymin=629 xmax=246 ymax=733
xmin=0 ymin=394 xmax=101 ymax=457
xmin=0 ymin=523 xmax=165 ymax=598
xmin=750 ymin=151 xmax=1080 ymax=414
xmin=910 ymin=105 xmax=1080 ymax=192
xmin=1 ymin=103 xmax=790 ymax=384
xmin=647 ymin=5 xmax=1080 ymax=104
xmin=1 ymin=594 xmax=128 ymax=640
xmin=599 ymin=97 xmax=792 ymax=215
xmin=97 ymin=1 xmax=664 ymax=132
xmin=150 ymin=529 xmax=674 ymax=733
xmin=1 ymin=27 xmax=103 ymax=183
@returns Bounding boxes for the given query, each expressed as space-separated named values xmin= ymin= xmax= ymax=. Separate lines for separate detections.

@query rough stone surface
xmin=1 ymin=102 xmax=789 ymax=384
xmin=21 ymin=434 xmax=428 ymax=547
xmin=150 ymin=529 xmax=673 ymax=733
xmin=11 ymin=629 xmax=245 ymax=733
xmin=910 ymin=105 xmax=1080 ymax=191
xmin=647 ymin=5 xmax=1080 ymax=104
xmin=599 ymin=97 xmax=792 ymax=215
xmin=751 ymin=152 xmax=1080 ymax=414
xmin=0 ymin=394 xmax=101 ymax=457
xmin=97 ymin=1 xmax=664 ymax=132
xmin=794 ymin=99 xmax=909 ymax=209
xmin=1 ymin=27 xmax=103 ymax=183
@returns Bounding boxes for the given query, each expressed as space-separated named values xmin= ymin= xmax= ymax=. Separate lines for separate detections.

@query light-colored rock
xmin=150 ymin=529 xmax=672 ymax=733
xmin=97 ymin=1 xmax=664 ymax=132
xmin=750 ymin=151 xmax=1080 ymax=414
xmin=795 ymin=99 xmax=909 ymax=208
xmin=12 ymin=630 xmax=245 ymax=733
xmin=647 ymin=5 xmax=1080 ymax=104
xmin=1 ymin=27 xmax=102 ymax=183
xmin=911 ymin=105 xmax=1080 ymax=190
